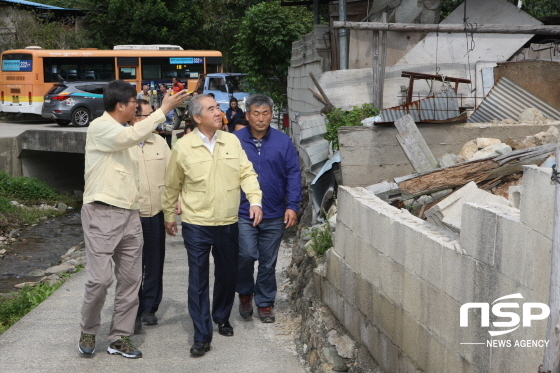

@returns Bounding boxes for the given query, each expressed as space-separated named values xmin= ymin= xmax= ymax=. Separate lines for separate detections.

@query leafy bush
xmin=325 ymin=103 xmax=379 ymax=151
xmin=0 ymin=171 xmax=59 ymax=202
xmin=310 ymin=225 xmax=333 ymax=257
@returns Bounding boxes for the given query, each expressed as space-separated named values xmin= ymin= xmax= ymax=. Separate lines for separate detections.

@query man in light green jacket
xmin=161 ymin=94 xmax=262 ymax=357
xmin=79 ymin=80 xmax=188 ymax=359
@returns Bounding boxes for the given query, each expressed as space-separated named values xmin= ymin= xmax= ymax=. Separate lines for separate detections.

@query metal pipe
xmin=313 ymin=0 xmax=320 ymax=24
xmin=338 ymin=0 xmax=348 ymax=70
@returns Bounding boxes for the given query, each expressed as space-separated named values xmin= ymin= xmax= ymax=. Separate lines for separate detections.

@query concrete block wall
xmin=322 ymin=166 xmax=553 ymax=372
xmin=338 ymin=123 xmax=560 ymax=187
xmin=287 ymin=25 xmax=331 ymax=177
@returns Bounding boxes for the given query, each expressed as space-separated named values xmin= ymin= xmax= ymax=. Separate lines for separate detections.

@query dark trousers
xmin=137 ymin=212 xmax=166 ymax=315
xmin=236 ymin=217 xmax=284 ymax=307
xmin=182 ymin=222 xmax=239 ymax=343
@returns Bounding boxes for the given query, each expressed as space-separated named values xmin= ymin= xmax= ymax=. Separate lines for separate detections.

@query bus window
xmin=141 ymin=57 xmax=204 ymax=80
xmin=2 ymin=53 xmax=33 ymax=72
xmin=44 ymin=57 xmax=114 ymax=82
xmin=119 ymin=67 xmax=136 ymax=79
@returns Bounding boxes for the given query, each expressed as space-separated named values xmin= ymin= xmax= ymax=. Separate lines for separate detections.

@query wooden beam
xmin=394 ymin=115 xmax=438 ymax=173
xmin=333 ymin=21 xmax=560 ymax=35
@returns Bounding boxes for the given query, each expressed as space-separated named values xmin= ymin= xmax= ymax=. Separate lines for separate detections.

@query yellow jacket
xmin=161 ymin=128 xmax=261 ymax=226
xmin=83 ymin=110 xmax=165 ymax=209
xmin=138 ymin=134 xmax=171 ymax=217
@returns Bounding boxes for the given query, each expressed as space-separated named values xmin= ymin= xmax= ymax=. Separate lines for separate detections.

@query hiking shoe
xmin=134 ymin=316 xmax=142 ymax=333
xmin=257 ymin=306 xmax=275 ymax=323
xmin=78 ymin=332 xmax=95 ymax=355
xmin=142 ymin=312 xmax=158 ymax=325
xmin=107 ymin=336 xmax=142 ymax=359
xmin=239 ymin=294 xmax=253 ymax=319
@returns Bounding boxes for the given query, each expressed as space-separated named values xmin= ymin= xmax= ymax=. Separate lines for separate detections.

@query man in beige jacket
xmin=78 ymin=80 xmax=188 ymax=359
xmin=133 ymin=99 xmax=171 ymax=331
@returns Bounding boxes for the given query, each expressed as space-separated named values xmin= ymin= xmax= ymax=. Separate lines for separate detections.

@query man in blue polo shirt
xmin=235 ymin=94 xmax=301 ymax=323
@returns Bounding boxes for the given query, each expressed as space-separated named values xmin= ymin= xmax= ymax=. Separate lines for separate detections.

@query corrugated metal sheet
xmin=468 ymin=77 xmax=560 ymax=123
xmin=1 ymin=0 xmax=66 ymax=10
xmin=379 ymin=90 xmax=460 ymax=122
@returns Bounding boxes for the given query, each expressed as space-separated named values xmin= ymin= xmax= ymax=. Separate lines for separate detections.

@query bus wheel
xmin=172 ymin=111 xmax=182 ymax=130
xmin=72 ymin=107 xmax=91 ymax=127
xmin=56 ymin=119 xmax=71 ymax=126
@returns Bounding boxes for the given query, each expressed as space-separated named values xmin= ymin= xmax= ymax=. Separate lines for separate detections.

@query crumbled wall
xmin=317 ymin=165 xmax=553 ymax=372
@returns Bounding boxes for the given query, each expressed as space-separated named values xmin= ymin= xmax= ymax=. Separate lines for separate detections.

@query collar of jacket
xmin=192 ymin=127 xmax=226 ymax=147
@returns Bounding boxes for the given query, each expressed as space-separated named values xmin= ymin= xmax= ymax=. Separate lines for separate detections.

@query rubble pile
xmin=368 ymin=109 xmax=560 ymax=233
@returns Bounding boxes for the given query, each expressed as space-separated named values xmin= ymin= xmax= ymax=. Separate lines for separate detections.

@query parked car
xmin=41 ymin=81 xmax=108 ymax=126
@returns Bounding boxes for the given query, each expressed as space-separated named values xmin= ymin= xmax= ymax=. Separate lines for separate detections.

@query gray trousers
xmin=80 ymin=203 xmax=143 ymax=342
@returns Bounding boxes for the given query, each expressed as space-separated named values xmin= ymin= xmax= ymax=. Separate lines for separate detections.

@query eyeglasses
xmin=136 ymin=114 xmax=149 ymax=117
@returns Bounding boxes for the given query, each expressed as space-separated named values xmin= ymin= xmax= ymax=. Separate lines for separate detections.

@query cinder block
xmin=399 ymin=308 xmax=423 ymax=366
xmin=460 ymin=203 xmax=498 ymax=267
xmin=495 ymin=210 xmax=552 ymax=292
xmin=355 ymin=272 xmax=374 ymax=317
xmin=341 ymin=259 xmax=357 ymax=307
xmin=445 ymin=348 xmax=476 ymax=373
xmin=322 ymin=281 xmax=344 ymax=322
xmin=519 ymin=165 xmax=555 ymax=239
xmin=489 ymin=345 xmax=542 ymax=373
xmin=378 ymin=255 xmax=405 ymax=307
xmin=360 ymin=242 xmax=380 ymax=289
xmin=402 ymin=270 xmax=429 ymax=326
xmin=426 ymin=334 xmax=447 ymax=373
xmin=343 ymin=300 xmax=361 ymax=341
xmin=428 ymin=291 xmax=462 ymax=348
xmin=440 ymin=247 xmax=476 ymax=305
xmin=326 ymin=248 xmax=342 ymax=292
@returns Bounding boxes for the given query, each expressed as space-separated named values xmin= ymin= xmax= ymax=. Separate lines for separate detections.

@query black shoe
xmin=217 ymin=320 xmax=234 ymax=336
xmin=78 ymin=332 xmax=95 ymax=355
xmin=238 ymin=294 xmax=253 ymax=319
xmin=142 ymin=312 xmax=158 ymax=325
xmin=134 ymin=316 xmax=142 ymax=333
xmin=190 ymin=341 xmax=211 ymax=357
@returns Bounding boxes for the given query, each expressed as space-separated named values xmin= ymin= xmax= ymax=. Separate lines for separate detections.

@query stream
xmin=0 ymin=212 xmax=83 ymax=293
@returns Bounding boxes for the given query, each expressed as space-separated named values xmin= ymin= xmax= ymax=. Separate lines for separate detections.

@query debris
xmin=424 ymin=181 xmax=512 ymax=232
xmin=471 ymin=143 xmax=512 ymax=160
xmin=437 ymin=154 xmax=457 ymax=168
xmin=394 ymin=114 xmax=438 ymax=173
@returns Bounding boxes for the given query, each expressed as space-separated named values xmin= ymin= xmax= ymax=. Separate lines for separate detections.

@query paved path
xmin=0 ymin=225 xmax=305 ymax=373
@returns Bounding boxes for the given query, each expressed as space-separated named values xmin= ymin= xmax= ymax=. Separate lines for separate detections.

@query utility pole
xmin=338 ymin=0 xmax=347 ymax=70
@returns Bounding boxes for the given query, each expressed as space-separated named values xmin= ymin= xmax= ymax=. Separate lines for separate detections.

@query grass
xmin=0 ymin=267 xmax=82 ymax=335
xmin=0 ymin=171 xmax=80 ymax=235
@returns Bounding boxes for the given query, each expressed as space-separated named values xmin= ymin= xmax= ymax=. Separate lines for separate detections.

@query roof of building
xmin=0 ymin=0 xmax=78 ymax=11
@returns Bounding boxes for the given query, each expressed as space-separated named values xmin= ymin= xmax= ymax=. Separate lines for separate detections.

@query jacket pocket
xmin=225 ymin=185 xmax=240 ymax=218
xmin=184 ymin=158 xmax=211 ymax=184
xmin=105 ymin=166 xmax=134 ymax=202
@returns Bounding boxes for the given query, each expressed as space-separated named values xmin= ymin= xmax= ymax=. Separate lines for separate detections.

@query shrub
xmin=310 ymin=224 xmax=333 ymax=257
xmin=0 ymin=171 xmax=59 ymax=202
xmin=324 ymin=103 xmax=379 ymax=151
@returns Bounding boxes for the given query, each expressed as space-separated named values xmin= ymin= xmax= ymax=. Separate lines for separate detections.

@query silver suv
xmin=41 ymin=81 xmax=108 ymax=127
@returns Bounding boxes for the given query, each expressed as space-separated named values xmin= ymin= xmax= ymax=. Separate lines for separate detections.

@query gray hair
xmin=245 ymin=94 xmax=273 ymax=112
xmin=188 ymin=94 xmax=213 ymax=119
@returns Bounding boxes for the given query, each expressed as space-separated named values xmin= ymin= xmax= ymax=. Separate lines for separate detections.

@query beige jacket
xmin=138 ymin=134 xmax=171 ymax=217
xmin=161 ymin=128 xmax=261 ymax=226
xmin=83 ymin=109 xmax=165 ymax=209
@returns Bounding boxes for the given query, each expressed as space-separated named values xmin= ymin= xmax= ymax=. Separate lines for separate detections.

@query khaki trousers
xmin=80 ymin=203 xmax=143 ymax=342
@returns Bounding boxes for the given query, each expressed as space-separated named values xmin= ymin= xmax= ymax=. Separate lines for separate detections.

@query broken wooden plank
xmin=394 ymin=115 xmax=438 ymax=173
xmin=308 ymin=87 xmax=327 ymax=105
xmin=397 ymin=143 xmax=555 ymax=198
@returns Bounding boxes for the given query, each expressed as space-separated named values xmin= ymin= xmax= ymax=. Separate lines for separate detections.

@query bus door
xmin=117 ymin=57 xmax=140 ymax=91
xmin=0 ymin=52 xmax=41 ymax=115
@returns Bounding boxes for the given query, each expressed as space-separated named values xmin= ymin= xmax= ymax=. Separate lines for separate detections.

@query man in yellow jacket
xmin=133 ymin=99 xmax=171 ymax=331
xmin=161 ymin=94 xmax=262 ymax=357
xmin=79 ymin=80 xmax=188 ymax=359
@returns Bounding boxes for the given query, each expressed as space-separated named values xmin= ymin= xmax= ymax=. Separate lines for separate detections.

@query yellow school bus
xmin=0 ymin=45 xmax=222 ymax=115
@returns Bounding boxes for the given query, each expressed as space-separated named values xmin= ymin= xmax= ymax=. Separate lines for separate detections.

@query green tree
xmin=79 ymin=0 xmax=204 ymax=49
xmin=232 ymin=1 xmax=313 ymax=110
xmin=0 ymin=8 xmax=87 ymax=51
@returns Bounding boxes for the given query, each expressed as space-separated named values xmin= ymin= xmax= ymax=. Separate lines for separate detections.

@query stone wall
xmin=314 ymin=165 xmax=553 ymax=372
xmin=338 ymin=123 xmax=560 ymax=187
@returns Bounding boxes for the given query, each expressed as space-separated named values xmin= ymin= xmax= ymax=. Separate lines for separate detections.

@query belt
xmin=93 ymin=201 xmax=118 ymax=208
